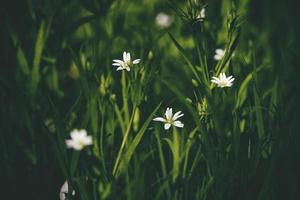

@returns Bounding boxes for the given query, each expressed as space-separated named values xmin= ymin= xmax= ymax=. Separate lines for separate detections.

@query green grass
xmin=1 ymin=0 xmax=300 ymax=199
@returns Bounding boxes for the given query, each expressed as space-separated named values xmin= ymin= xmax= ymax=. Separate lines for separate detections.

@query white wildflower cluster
xmin=59 ymin=3 xmax=239 ymax=199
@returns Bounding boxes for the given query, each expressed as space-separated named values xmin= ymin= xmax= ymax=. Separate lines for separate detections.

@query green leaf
xmin=235 ymin=73 xmax=253 ymax=109
xmin=253 ymin=86 xmax=265 ymax=140
xmin=168 ymin=32 xmax=202 ymax=84
xmin=115 ymin=103 xmax=161 ymax=177
xmin=30 ymin=20 xmax=49 ymax=94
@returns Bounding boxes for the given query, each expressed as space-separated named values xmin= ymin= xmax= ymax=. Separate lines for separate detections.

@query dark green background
xmin=1 ymin=0 xmax=300 ymax=199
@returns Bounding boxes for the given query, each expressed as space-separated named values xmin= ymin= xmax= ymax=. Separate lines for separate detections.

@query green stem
xmin=121 ymin=72 xmax=130 ymax=125
xmin=70 ymin=151 xmax=80 ymax=176
xmin=113 ymin=106 xmax=137 ymax=176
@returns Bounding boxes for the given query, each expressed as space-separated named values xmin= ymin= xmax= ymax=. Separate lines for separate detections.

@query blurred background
xmin=1 ymin=0 xmax=300 ymax=199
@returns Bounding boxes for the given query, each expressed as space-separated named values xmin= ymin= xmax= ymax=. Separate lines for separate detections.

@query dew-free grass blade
xmin=168 ymin=32 xmax=202 ymax=84
xmin=114 ymin=103 xmax=161 ymax=177
xmin=253 ymin=86 xmax=265 ymax=141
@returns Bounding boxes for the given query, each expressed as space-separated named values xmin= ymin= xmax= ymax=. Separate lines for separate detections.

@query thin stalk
xmin=113 ymin=106 xmax=137 ymax=176
xmin=70 ymin=151 xmax=80 ymax=176
xmin=155 ymin=130 xmax=171 ymax=199
xmin=121 ymin=71 xmax=130 ymax=125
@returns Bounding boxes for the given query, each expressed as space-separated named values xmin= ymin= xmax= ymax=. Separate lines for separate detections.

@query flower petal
xmin=228 ymin=77 xmax=235 ymax=82
xmin=113 ymin=59 xmax=124 ymax=64
xmin=164 ymin=123 xmax=171 ymax=130
xmin=126 ymin=52 xmax=131 ymax=62
xmin=70 ymin=129 xmax=79 ymax=139
xmin=84 ymin=136 xmax=93 ymax=145
xmin=173 ymin=111 xmax=184 ymax=120
xmin=153 ymin=117 xmax=166 ymax=122
xmin=214 ymin=55 xmax=221 ymax=60
xmin=165 ymin=107 xmax=173 ymax=120
xmin=112 ymin=63 xmax=122 ymax=66
xmin=211 ymin=79 xmax=219 ymax=84
xmin=133 ymin=59 xmax=141 ymax=64
xmin=66 ymin=140 xmax=75 ymax=148
xmin=123 ymin=51 xmax=127 ymax=62
xmin=116 ymin=66 xmax=124 ymax=71
xmin=173 ymin=121 xmax=184 ymax=128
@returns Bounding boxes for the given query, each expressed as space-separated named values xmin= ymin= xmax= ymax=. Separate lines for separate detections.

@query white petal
xmin=221 ymin=73 xmax=226 ymax=79
xmin=211 ymin=79 xmax=219 ymax=84
xmin=84 ymin=136 xmax=93 ymax=145
xmin=133 ymin=59 xmax=141 ymax=64
xmin=60 ymin=181 xmax=68 ymax=200
xmin=200 ymin=8 xmax=205 ymax=18
xmin=66 ymin=140 xmax=74 ymax=148
xmin=125 ymin=67 xmax=130 ymax=71
xmin=173 ymin=111 xmax=184 ymax=120
xmin=112 ymin=63 xmax=122 ymax=66
xmin=153 ymin=117 xmax=166 ymax=122
xmin=116 ymin=67 xmax=124 ymax=71
xmin=214 ymin=55 xmax=222 ymax=60
xmin=212 ymin=77 xmax=220 ymax=81
xmin=78 ymin=130 xmax=87 ymax=138
xmin=73 ymin=144 xmax=83 ymax=150
xmin=66 ymin=140 xmax=83 ymax=150
xmin=60 ymin=181 xmax=75 ymax=200
xmin=173 ymin=121 xmax=184 ymax=128
xmin=70 ymin=129 xmax=79 ymax=139
xmin=228 ymin=77 xmax=235 ymax=82
xmin=164 ymin=123 xmax=171 ymax=130
xmin=123 ymin=52 xmax=127 ymax=62
xmin=113 ymin=59 xmax=124 ymax=64
xmin=165 ymin=107 xmax=173 ymax=120
xmin=126 ymin=52 xmax=131 ymax=62
xmin=216 ymin=49 xmax=224 ymax=55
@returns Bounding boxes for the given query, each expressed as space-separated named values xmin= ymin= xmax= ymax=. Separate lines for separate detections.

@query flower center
xmin=220 ymin=80 xmax=227 ymax=87
xmin=78 ymin=139 xmax=85 ymax=147
xmin=124 ymin=60 xmax=131 ymax=67
xmin=166 ymin=117 xmax=173 ymax=124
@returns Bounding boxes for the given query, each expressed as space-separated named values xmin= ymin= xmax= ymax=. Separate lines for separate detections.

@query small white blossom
xmin=153 ymin=107 xmax=184 ymax=130
xmin=197 ymin=8 xmax=206 ymax=21
xmin=59 ymin=181 xmax=75 ymax=200
xmin=112 ymin=51 xmax=140 ymax=71
xmin=211 ymin=73 xmax=234 ymax=88
xmin=214 ymin=49 xmax=226 ymax=61
xmin=155 ymin=12 xmax=173 ymax=28
xmin=66 ymin=129 xmax=92 ymax=150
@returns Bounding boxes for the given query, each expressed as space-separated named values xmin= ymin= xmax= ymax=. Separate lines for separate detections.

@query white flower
xmin=112 ymin=51 xmax=141 ymax=71
xmin=66 ymin=129 xmax=92 ymax=150
xmin=214 ymin=49 xmax=226 ymax=61
xmin=197 ymin=8 xmax=206 ymax=21
xmin=59 ymin=181 xmax=75 ymax=200
xmin=155 ymin=12 xmax=173 ymax=28
xmin=153 ymin=107 xmax=184 ymax=130
xmin=211 ymin=73 xmax=234 ymax=88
